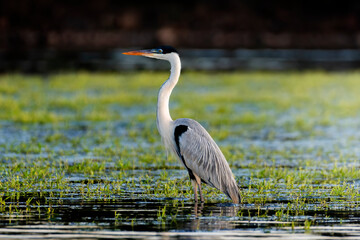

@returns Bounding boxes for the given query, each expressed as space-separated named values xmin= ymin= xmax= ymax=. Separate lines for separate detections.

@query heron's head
xmin=123 ymin=46 xmax=178 ymax=60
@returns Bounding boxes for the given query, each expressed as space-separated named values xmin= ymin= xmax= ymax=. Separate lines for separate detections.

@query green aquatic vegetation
xmin=0 ymin=71 xmax=360 ymax=231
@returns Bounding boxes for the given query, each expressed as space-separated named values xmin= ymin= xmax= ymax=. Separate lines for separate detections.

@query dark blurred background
xmin=1 ymin=0 xmax=360 ymax=72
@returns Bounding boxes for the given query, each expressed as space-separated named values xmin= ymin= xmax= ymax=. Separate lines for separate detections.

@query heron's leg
xmin=193 ymin=201 xmax=204 ymax=218
xmin=193 ymin=201 xmax=198 ymax=217
xmin=191 ymin=179 xmax=198 ymax=202
xmin=194 ymin=175 xmax=204 ymax=203
xmin=198 ymin=184 xmax=204 ymax=203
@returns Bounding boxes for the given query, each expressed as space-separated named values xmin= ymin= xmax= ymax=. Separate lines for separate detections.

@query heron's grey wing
xmin=173 ymin=118 xmax=240 ymax=201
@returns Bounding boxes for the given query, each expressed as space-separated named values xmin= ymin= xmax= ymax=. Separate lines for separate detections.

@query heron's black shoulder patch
xmin=158 ymin=45 xmax=178 ymax=54
xmin=174 ymin=125 xmax=188 ymax=151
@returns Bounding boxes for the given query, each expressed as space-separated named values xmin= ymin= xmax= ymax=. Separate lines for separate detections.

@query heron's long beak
xmin=122 ymin=49 xmax=153 ymax=56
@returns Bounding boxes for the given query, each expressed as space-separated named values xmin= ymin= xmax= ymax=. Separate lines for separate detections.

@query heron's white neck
xmin=156 ymin=53 xmax=181 ymax=139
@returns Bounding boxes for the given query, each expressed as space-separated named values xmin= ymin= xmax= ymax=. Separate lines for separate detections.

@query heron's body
xmin=123 ymin=46 xmax=241 ymax=203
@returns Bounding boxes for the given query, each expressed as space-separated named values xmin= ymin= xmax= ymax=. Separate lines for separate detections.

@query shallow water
xmin=0 ymin=200 xmax=360 ymax=239
xmin=1 ymin=72 xmax=360 ymax=239
xmin=0 ymin=121 xmax=360 ymax=239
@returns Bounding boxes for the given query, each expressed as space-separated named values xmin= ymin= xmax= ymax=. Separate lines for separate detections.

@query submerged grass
xmin=0 ymin=71 xmax=360 ymax=231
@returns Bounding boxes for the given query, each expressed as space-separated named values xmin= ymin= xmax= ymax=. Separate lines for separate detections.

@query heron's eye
xmin=151 ymin=49 xmax=163 ymax=54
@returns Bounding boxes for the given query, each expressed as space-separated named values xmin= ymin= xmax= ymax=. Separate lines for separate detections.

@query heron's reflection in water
xmin=189 ymin=202 xmax=240 ymax=231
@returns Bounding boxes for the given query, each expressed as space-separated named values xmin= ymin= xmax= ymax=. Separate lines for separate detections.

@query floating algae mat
xmin=0 ymin=71 xmax=360 ymax=239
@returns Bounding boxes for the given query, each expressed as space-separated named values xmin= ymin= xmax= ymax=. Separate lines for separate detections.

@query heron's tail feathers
xmin=223 ymin=179 xmax=241 ymax=204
